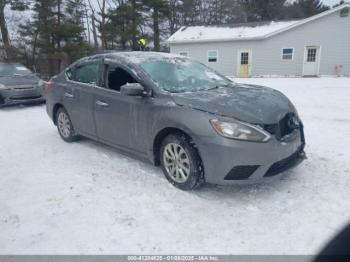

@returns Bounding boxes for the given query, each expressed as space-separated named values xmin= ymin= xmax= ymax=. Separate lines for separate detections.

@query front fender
xmin=146 ymin=105 xmax=217 ymax=163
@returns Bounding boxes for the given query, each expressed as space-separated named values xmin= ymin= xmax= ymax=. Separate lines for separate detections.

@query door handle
xmin=96 ymin=100 xmax=109 ymax=107
xmin=64 ymin=92 xmax=74 ymax=98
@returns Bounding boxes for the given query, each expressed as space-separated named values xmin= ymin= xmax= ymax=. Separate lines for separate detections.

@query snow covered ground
xmin=0 ymin=77 xmax=350 ymax=255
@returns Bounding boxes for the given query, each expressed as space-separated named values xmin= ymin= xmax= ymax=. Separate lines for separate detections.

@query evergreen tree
xmin=204 ymin=0 xmax=246 ymax=25
xmin=61 ymin=0 xmax=90 ymax=63
xmin=333 ymin=1 xmax=345 ymax=8
xmin=105 ymin=1 xmax=131 ymax=49
xmin=19 ymin=0 xmax=90 ymax=76
xmin=291 ymin=0 xmax=329 ymax=18
xmin=28 ymin=0 xmax=59 ymax=75
xmin=241 ymin=0 xmax=288 ymax=22
xmin=105 ymin=0 xmax=144 ymax=50
xmin=144 ymin=0 xmax=169 ymax=51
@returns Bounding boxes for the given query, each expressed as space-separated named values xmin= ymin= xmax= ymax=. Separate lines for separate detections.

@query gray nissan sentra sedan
xmin=45 ymin=52 xmax=305 ymax=190
xmin=0 ymin=62 xmax=45 ymax=107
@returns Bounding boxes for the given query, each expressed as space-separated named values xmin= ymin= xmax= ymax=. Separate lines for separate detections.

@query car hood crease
xmin=171 ymin=84 xmax=296 ymax=124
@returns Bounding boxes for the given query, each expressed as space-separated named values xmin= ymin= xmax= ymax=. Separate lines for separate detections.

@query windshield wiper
xmin=207 ymin=86 xmax=220 ymax=90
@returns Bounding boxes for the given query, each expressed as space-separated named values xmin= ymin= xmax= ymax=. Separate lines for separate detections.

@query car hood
xmin=171 ymin=84 xmax=296 ymax=124
xmin=0 ymin=75 xmax=40 ymax=86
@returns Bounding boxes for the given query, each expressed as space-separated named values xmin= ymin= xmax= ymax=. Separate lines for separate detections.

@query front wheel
xmin=56 ymin=107 xmax=79 ymax=142
xmin=160 ymin=134 xmax=204 ymax=190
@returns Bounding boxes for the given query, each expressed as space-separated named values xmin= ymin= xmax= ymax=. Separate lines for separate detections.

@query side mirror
xmin=120 ymin=83 xmax=145 ymax=96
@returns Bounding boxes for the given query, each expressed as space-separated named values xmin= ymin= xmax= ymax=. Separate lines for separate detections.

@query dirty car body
xmin=46 ymin=52 xmax=305 ymax=188
xmin=0 ymin=63 xmax=45 ymax=107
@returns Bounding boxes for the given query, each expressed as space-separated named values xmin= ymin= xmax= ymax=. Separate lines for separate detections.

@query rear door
xmin=64 ymin=59 xmax=102 ymax=137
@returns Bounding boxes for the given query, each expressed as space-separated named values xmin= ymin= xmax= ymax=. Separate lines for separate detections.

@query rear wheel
xmin=56 ymin=107 xmax=78 ymax=142
xmin=160 ymin=134 xmax=204 ymax=190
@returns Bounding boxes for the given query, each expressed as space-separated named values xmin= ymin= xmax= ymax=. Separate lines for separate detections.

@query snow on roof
xmin=168 ymin=21 xmax=299 ymax=43
xmin=168 ymin=3 xmax=350 ymax=44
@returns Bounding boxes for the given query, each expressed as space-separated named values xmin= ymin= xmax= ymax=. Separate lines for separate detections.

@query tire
xmin=0 ymin=95 xmax=4 ymax=108
xmin=55 ymin=107 xmax=79 ymax=143
xmin=160 ymin=134 xmax=204 ymax=190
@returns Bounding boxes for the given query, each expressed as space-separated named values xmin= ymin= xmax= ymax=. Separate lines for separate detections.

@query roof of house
xmin=168 ymin=3 xmax=350 ymax=44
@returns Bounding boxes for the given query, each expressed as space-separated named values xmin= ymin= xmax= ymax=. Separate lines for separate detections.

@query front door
xmin=93 ymin=64 xmax=149 ymax=153
xmin=303 ymin=46 xmax=320 ymax=76
xmin=238 ymin=50 xmax=251 ymax=77
xmin=94 ymin=88 xmax=133 ymax=149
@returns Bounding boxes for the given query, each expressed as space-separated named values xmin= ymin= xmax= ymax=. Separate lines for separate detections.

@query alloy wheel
xmin=163 ymin=143 xmax=191 ymax=183
xmin=57 ymin=111 xmax=71 ymax=138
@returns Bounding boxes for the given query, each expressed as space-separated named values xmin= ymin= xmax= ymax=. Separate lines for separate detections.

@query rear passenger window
xmin=69 ymin=63 xmax=100 ymax=85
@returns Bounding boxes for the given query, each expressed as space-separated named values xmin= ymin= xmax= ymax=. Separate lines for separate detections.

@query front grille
xmin=224 ymin=165 xmax=260 ymax=180
xmin=279 ymin=112 xmax=296 ymax=138
xmin=264 ymin=146 xmax=305 ymax=177
xmin=262 ymin=112 xmax=300 ymax=140
xmin=262 ymin=123 xmax=279 ymax=136
xmin=10 ymin=95 xmax=42 ymax=100
xmin=12 ymin=85 xmax=35 ymax=90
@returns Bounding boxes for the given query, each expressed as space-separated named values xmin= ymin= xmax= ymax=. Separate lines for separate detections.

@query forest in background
xmin=0 ymin=0 xmax=346 ymax=77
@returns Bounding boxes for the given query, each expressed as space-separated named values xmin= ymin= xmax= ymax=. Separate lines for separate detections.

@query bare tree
xmin=0 ymin=0 xmax=14 ymax=60
xmin=86 ymin=0 xmax=112 ymax=50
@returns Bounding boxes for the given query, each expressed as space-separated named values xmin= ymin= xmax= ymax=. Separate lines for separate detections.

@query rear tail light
xmin=44 ymin=82 xmax=52 ymax=94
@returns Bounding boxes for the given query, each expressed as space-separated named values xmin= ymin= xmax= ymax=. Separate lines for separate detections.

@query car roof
xmin=80 ymin=51 xmax=186 ymax=65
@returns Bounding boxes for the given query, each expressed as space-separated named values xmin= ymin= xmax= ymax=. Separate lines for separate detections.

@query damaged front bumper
xmin=197 ymin=126 xmax=306 ymax=185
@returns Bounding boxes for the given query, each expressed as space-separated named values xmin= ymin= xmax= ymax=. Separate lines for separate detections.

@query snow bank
xmin=0 ymin=77 xmax=350 ymax=255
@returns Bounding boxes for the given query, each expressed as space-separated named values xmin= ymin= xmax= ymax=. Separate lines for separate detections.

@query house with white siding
xmin=168 ymin=4 xmax=350 ymax=77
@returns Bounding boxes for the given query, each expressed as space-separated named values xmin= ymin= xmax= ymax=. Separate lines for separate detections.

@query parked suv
xmin=45 ymin=52 xmax=305 ymax=190
xmin=0 ymin=62 xmax=45 ymax=107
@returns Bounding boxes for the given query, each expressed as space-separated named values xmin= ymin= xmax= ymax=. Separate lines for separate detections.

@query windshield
xmin=140 ymin=58 xmax=231 ymax=93
xmin=0 ymin=63 xmax=33 ymax=77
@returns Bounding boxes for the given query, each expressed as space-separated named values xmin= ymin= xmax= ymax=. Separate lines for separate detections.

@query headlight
xmin=0 ymin=84 xmax=9 ymax=90
xmin=210 ymin=118 xmax=271 ymax=142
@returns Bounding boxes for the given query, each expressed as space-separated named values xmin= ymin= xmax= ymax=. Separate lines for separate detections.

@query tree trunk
xmin=57 ymin=0 xmax=62 ymax=71
xmin=84 ymin=6 xmax=91 ymax=46
xmin=100 ymin=0 xmax=107 ymax=50
xmin=0 ymin=1 xmax=15 ymax=61
xmin=153 ymin=6 xmax=160 ymax=51
xmin=87 ymin=0 xmax=99 ymax=50
xmin=91 ymin=14 xmax=99 ymax=50
xmin=131 ymin=0 xmax=138 ymax=50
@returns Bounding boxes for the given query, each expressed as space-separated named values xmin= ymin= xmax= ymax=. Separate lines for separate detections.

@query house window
xmin=241 ymin=52 xmax=249 ymax=65
xmin=307 ymin=48 xmax=317 ymax=62
xmin=282 ymin=48 xmax=294 ymax=60
xmin=207 ymin=50 xmax=218 ymax=62
xmin=179 ymin=52 xmax=188 ymax=57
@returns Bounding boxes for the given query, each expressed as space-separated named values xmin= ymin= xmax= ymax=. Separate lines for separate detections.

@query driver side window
xmin=107 ymin=67 xmax=137 ymax=92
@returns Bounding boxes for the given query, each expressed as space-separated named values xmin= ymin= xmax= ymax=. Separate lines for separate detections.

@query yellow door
xmin=239 ymin=51 xmax=250 ymax=78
